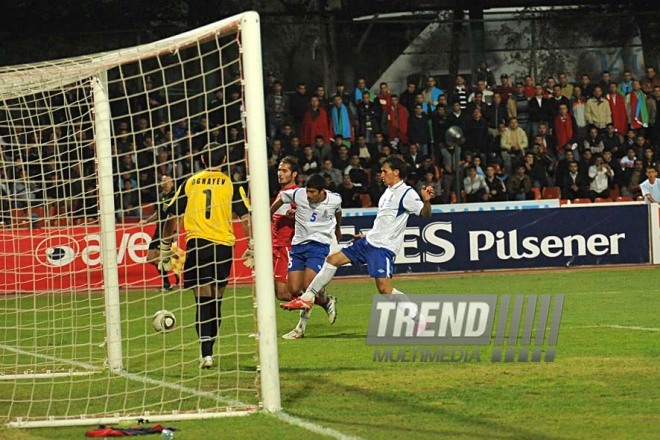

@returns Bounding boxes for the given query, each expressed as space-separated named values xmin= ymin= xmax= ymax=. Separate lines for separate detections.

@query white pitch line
xmin=0 ymin=344 xmax=362 ymax=438
xmin=273 ymin=411 xmax=364 ymax=440
xmin=572 ymin=325 xmax=660 ymax=332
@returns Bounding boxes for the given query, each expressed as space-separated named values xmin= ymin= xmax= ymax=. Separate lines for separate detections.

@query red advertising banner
xmin=0 ymin=224 xmax=252 ymax=293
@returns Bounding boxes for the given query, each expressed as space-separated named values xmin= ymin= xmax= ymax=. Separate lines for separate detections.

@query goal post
xmin=0 ymin=10 xmax=280 ymax=427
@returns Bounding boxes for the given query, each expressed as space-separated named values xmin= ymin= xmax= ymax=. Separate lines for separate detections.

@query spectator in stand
xmin=584 ymin=126 xmax=605 ymax=154
xmin=376 ymin=82 xmax=393 ymax=110
xmin=649 ymin=86 xmax=660 ymax=145
xmin=483 ymin=165 xmax=507 ymax=202
xmin=634 ymin=134 xmax=652 ymax=158
xmin=626 ymin=80 xmax=649 ymax=133
xmin=383 ymin=94 xmax=409 ymax=146
xmin=555 ymin=149 xmax=576 ymax=185
xmin=265 ymin=80 xmax=289 ymax=140
xmin=300 ymin=145 xmax=321 ymax=179
xmin=320 ymin=159 xmax=342 ymax=188
xmin=422 ymin=76 xmax=445 ymax=113
xmin=464 ymin=107 xmax=489 ymax=159
xmin=544 ymin=77 xmax=557 ymax=99
xmin=571 ymin=85 xmax=588 ymax=140
xmin=588 ymin=155 xmax=613 ymax=200
xmin=289 ymin=82 xmax=309 ymax=132
xmin=559 ymin=72 xmax=574 ymax=100
xmin=413 ymin=92 xmax=430 ymax=115
xmin=333 ymin=81 xmax=353 ymax=111
xmin=476 ymin=60 xmax=496 ymax=89
xmin=451 ymin=75 xmax=470 ymax=110
xmin=466 ymin=91 xmax=489 ymax=117
xmin=598 ymin=71 xmax=612 ymax=91
xmin=330 ymin=94 xmax=353 ymax=143
xmin=619 ymin=159 xmax=654 ymax=199
xmin=528 ymin=84 xmax=552 ymax=139
xmin=344 ymin=154 xmax=368 ymax=187
xmin=333 ymin=144 xmax=351 ymax=171
xmin=501 ymin=117 xmax=528 ymax=175
xmin=580 ymin=73 xmax=595 ymax=99
xmin=606 ymin=82 xmax=628 ymax=136
xmin=315 ymin=85 xmax=330 ymax=108
xmin=485 ymin=92 xmax=508 ymax=139
xmin=561 ymin=161 xmax=589 ymax=200
xmin=354 ymin=77 xmax=370 ymax=105
xmin=416 ymin=171 xmax=443 ymax=204
xmin=403 ymin=143 xmax=424 ymax=178
xmin=469 ymin=80 xmax=494 ymax=105
xmin=508 ymin=82 xmax=531 ymax=133
xmin=208 ymin=88 xmax=225 ymax=127
xmin=463 ymin=165 xmax=488 ymax=202
xmin=585 ymin=86 xmax=612 ymax=130
xmin=554 ymin=103 xmax=579 ymax=159
xmin=338 ymin=174 xmax=362 ymax=208
xmin=523 ymin=75 xmax=535 ymax=98
xmin=356 ymin=91 xmax=382 ymax=144
xmin=225 ymin=87 xmax=242 ymax=129
xmin=507 ymin=164 xmax=533 ymax=200
xmin=618 ymin=70 xmax=634 ymax=96
xmin=431 ymin=105 xmax=451 ymax=151
xmin=116 ymin=179 xmax=140 ymax=220
xmin=524 ymin=149 xmax=552 ymax=188
xmin=400 ymin=81 xmax=419 ymax=114
xmin=640 ymin=165 xmax=660 ymax=204
xmin=354 ymin=135 xmax=377 ymax=168
xmin=642 ymin=148 xmax=657 ymax=171
xmin=622 ymin=129 xmax=637 ymax=152
xmin=620 ymin=146 xmax=637 ymax=170
xmin=447 ymin=100 xmax=467 ymax=131
xmin=493 ymin=74 xmax=514 ymax=104
xmin=641 ymin=66 xmax=660 ymax=95
xmin=277 ymin=124 xmax=296 ymax=152
xmin=300 ymin=96 xmax=331 ymax=146
xmin=311 ymin=135 xmax=332 ymax=163
xmin=407 ymin=104 xmax=431 ymax=156
xmin=549 ymin=84 xmax=571 ymax=124
xmin=602 ymin=123 xmax=624 ymax=157
xmin=369 ymin=168 xmax=386 ymax=204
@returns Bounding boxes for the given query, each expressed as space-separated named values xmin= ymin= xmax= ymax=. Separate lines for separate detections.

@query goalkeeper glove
xmin=242 ymin=239 xmax=255 ymax=269
xmin=158 ymin=241 xmax=177 ymax=271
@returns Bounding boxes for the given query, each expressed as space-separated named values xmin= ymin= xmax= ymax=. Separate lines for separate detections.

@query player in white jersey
xmin=271 ymin=174 xmax=342 ymax=339
xmin=281 ymin=156 xmax=433 ymax=319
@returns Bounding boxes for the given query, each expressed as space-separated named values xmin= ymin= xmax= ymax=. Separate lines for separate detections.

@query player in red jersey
xmin=272 ymin=156 xmax=299 ymax=300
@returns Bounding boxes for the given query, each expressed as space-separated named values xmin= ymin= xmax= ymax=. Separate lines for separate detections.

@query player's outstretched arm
xmin=419 ymin=186 xmax=434 ymax=218
xmin=270 ymin=196 xmax=284 ymax=216
xmin=334 ymin=211 xmax=343 ymax=242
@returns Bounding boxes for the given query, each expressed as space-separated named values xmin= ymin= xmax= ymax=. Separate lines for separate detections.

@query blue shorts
xmin=289 ymin=241 xmax=330 ymax=273
xmin=341 ymin=237 xmax=395 ymax=279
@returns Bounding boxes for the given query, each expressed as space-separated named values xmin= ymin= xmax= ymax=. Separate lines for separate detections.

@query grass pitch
xmin=1 ymin=267 xmax=659 ymax=439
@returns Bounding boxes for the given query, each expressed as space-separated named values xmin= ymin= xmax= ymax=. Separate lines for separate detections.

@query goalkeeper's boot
xmin=280 ymin=296 xmax=313 ymax=311
xmin=320 ymin=295 xmax=337 ymax=325
xmin=199 ymin=356 xmax=214 ymax=369
xmin=281 ymin=327 xmax=304 ymax=340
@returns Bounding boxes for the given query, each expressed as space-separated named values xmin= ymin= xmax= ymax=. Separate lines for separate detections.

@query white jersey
xmin=280 ymin=188 xmax=342 ymax=246
xmin=366 ymin=180 xmax=424 ymax=254
xmin=640 ymin=178 xmax=660 ymax=204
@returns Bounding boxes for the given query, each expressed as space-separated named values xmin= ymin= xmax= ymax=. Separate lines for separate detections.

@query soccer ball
xmin=152 ymin=310 xmax=176 ymax=333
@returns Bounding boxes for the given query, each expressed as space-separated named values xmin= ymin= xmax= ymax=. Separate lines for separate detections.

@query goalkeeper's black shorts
xmin=183 ymin=238 xmax=233 ymax=289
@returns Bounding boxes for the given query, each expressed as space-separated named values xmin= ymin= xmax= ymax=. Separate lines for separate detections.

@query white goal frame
xmin=1 ymin=11 xmax=280 ymax=428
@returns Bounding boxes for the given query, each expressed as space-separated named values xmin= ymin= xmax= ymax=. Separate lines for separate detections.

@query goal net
xmin=0 ymin=11 xmax=279 ymax=427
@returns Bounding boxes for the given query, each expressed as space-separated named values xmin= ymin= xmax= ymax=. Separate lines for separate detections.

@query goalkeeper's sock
xmin=215 ymin=297 xmax=223 ymax=333
xmin=302 ymin=263 xmax=337 ymax=302
xmin=196 ymin=297 xmax=217 ymax=357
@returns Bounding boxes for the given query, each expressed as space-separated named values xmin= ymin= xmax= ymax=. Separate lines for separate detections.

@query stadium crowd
xmin=1 ymin=62 xmax=660 ymax=226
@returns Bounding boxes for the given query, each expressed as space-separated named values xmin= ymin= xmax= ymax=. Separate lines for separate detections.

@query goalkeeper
xmin=139 ymin=175 xmax=179 ymax=291
xmin=160 ymin=143 xmax=251 ymax=369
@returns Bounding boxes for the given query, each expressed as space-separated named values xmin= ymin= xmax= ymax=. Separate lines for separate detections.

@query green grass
xmin=1 ymin=268 xmax=659 ymax=439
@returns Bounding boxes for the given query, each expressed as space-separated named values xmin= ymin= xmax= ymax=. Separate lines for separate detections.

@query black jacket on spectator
xmin=356 ymin=102 xmax=382 ymax=137
xmin=463 ymin=117 xmax=489 ymax=155
xmin=528 ymin=96 xmax=552 ymax=124
xmin=407 ymin=114 xmax=431 ymax=146
xmin=485 ymin=103 xmax=508 ymax=129
xmin=561 ymin=172 xmax=589 ymax=199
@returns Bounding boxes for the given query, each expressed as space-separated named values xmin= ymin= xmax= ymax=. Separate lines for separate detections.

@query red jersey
xmin=272 ymin=186 xmax=297 ymax=247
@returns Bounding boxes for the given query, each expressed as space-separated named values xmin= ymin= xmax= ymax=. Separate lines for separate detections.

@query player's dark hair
xmin=384 ymin=155 xmax=410 ymax=180
xmin=202 ymin=142 xmax=227 ymax=168
xmin=280 ymin=156 xmax=300 ymax=177
xmin=305 ymin=174 xmax=326 ymax=191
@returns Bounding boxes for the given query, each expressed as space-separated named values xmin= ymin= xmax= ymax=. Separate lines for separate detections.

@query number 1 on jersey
xmin=203 ymin=189 xmax=212 ymax=219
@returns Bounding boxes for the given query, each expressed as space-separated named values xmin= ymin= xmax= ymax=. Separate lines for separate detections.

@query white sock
xmin=392 ymin=288 xmax=418 ymax=319
xmin=302 ymin=263 xmax=337 ymax=302
xmin=298 ymin=308 xmax=312 ymax=332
